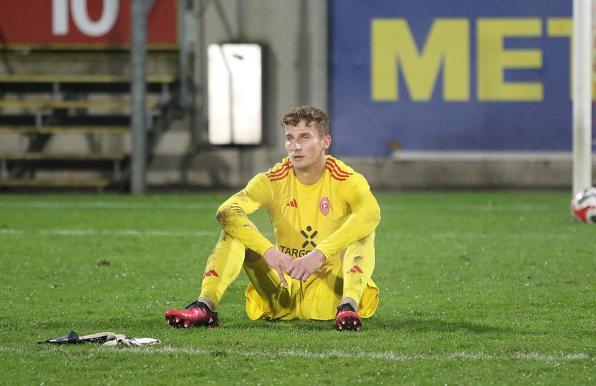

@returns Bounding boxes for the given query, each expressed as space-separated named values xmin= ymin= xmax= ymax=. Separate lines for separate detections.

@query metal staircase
xmin=0 ymin=73 xmax=177 ymax=191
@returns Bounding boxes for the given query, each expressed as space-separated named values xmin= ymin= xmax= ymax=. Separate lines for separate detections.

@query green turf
xmin=0 ymin=192 xmax=594 ymax=385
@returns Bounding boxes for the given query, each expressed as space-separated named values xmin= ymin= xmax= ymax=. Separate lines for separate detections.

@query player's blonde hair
xmin=281 ymin=105 xmax=329 ymax=136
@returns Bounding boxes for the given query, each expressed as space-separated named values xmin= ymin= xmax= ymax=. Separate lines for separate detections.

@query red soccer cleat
xmin=165 ymin=301 xmax=219 ymax=328
xmin=335 ymin=303 xmax=362 ymax=331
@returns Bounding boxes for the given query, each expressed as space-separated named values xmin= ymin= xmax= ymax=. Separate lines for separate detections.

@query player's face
xmin=284 ymin=121 xmax=331 ymax=171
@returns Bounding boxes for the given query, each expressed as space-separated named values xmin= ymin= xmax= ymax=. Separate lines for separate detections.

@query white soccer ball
xmin=571 ymin=187 xmax=596 ymax=223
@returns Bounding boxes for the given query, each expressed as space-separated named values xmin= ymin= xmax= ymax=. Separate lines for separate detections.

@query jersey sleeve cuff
xmin=316 ymin=245 xmax=334 ymax=260
xmin=253 ymin=240 xmax=274 ymax=257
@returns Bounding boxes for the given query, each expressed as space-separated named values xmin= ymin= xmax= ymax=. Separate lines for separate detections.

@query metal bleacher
xmin=0 ymin=72 xmax=176 ymax=191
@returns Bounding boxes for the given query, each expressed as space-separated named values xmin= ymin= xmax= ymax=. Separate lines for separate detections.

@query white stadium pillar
xmin=572 ymin=0 xmax=593 ymax=194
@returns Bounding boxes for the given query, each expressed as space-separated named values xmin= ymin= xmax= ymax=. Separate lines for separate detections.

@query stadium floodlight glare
xmin=207 ymin=44 xmax=262 ymax=145
xmin=572 ymin=0 xmax=593 ymax=194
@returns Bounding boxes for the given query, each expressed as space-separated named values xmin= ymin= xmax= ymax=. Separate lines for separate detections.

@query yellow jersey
xmin=216 ymin=155 xmax=381 ymax=265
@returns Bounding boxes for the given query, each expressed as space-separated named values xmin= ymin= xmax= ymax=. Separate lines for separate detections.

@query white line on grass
xmin=0 ymin=201 xmax=217 ymax=210
xmin=25 ymin=346 xmax=593 ymax=362
xmin=0 ymin=229 xmax=219 ymax=237
xmin=380 ymin=204 xmax=553 ymax=212
xmin=382 ymin=232 xmax=575 ymax=241
xmin=0 ymin=228 xmax=566 ymax=240
xmin=152 ymin=348 xmax=593 ymax=362
xmin=0 ymin=201 xmax=553 ymax=212
xmin=0 ymin=229 xmax=25 ymax=235
xmin=0 ymin=228 xmax=276 ymax=238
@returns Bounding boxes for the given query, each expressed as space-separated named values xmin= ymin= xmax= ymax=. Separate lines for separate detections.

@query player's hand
xmin=262 ymin=247 xmax=293 ymax=286
xmin=287 ymin=250 xmax=325 ymax=282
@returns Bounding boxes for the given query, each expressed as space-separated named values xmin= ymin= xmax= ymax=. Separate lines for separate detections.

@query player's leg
xmin=243 ymin=249 xmax=295 ymax=320
xmin=198 ymin=231 xmax=247 ymax=306
xmin=165 ymin=231 xmax=246 ymax=328
xmin=336 ymin=232 xmax=377 ymax=331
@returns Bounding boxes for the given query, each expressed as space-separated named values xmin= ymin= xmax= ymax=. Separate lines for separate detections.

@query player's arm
xmin=215 ymin=173 xmax=292 ymax=284
xmin=315 ymin=174 xmax=381 ymax=259
xmin=215 ymin=173 xmax=274 ymax=256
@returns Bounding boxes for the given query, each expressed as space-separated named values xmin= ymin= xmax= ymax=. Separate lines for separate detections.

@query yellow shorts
xmin=243 ymin=255 xmax=379 ymax=321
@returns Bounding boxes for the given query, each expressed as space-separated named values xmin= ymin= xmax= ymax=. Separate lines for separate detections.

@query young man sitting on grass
xmin=165 ymin=105 xmax=381 ymax=331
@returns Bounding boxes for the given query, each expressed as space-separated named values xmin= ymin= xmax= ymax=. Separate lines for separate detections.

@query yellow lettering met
xmin=371 ymin=18 xmax=469 ymax=101
xmin=477 ymin=18 xmax=543 ymax=101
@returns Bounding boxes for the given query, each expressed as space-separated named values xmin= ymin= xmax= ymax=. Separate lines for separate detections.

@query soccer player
xmin=165 ymin=105 xmax=381 ymax=331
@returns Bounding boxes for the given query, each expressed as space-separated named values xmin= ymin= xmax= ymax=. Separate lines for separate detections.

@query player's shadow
xmin=31 ymin=316 xmax=534 ymax=336
xmin=225 ymin=318 xmax=334 ymax=331
xmin=221 ymin=318 xmax=520 ymax=335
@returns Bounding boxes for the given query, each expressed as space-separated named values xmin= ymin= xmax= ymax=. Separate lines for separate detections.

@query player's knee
xmin=215 ymin=207 xmax=231 ymax=226
xmin=343 ymin=255 xmax=367 ymax=273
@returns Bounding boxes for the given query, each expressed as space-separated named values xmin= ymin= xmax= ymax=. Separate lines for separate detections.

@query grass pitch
xmin=0 ymin=192 xmax=594 ymax=385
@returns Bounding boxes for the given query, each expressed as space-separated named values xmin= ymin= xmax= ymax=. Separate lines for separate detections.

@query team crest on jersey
xmin=320 ymin=197 xmax=330 ymax=215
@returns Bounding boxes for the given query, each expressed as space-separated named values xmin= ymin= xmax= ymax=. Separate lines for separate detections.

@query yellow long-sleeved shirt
xmin=215 ymin=155 xmax=381 ymax=262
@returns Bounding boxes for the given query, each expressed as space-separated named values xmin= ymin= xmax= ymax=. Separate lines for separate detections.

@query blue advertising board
xmin=330 ymin=0 xmax=583 ymax=156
